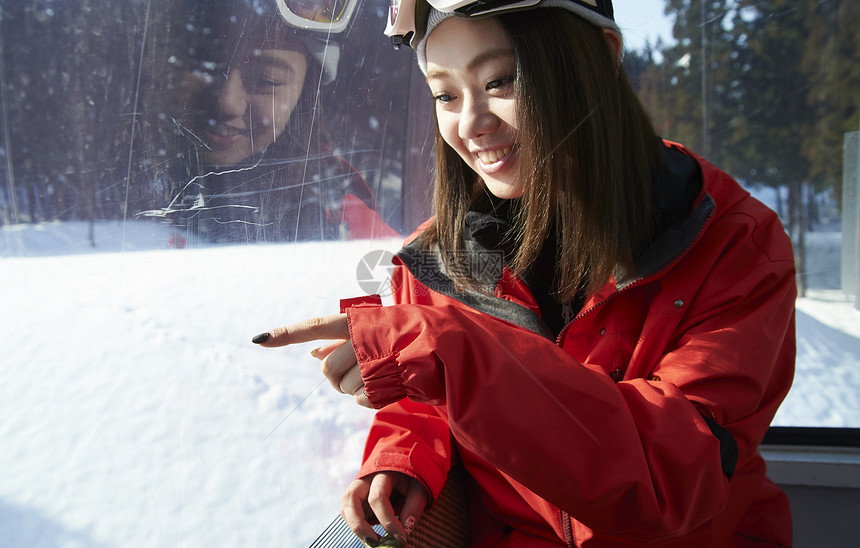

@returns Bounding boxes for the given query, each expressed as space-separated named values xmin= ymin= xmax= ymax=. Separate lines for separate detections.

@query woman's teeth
xmin=477 ymin=146 xmax=512 ymax=164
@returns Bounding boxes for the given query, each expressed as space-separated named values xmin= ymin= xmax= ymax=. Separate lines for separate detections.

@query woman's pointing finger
xmin=251 ymin=313 xmax=350 ymax=347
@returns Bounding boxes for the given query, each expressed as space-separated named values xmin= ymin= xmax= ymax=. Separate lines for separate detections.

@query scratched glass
xmin=0 ymin=1 xmax=857 ymax=547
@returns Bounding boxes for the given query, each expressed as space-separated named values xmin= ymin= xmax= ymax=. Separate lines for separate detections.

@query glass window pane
xmin=1 ymin=1 xmax=858 ymax=546
xmin=1 ymin=0 xmax=415 ymax=544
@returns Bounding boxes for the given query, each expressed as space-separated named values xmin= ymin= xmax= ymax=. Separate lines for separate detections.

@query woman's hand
xmin=341 ymin=471 xmax=428 ymax=546
xmin=252 ymin=314 xmax=371 ymax=408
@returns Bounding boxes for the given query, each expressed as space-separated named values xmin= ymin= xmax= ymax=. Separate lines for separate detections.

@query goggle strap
xmin=454 ymin=0 xmax=541 ymax=17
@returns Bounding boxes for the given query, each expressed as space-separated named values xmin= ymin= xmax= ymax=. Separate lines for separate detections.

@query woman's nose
xmin=216 ymin=70 xmax=248 ymax=119
xmin=458 ymin=96 xmax=499 ymax=140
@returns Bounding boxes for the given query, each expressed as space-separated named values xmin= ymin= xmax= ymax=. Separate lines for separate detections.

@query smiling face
xmin=182 ymin=39 xmax=309 ymax=166
xmin=425 ymin=17 xmax=522 ymax=199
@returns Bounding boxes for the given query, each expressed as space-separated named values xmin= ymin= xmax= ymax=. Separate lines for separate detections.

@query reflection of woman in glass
xmin=183 ymin=34 xmax=312 ymax=168
xmin=160 ymin=0 xmax=397 ymax=242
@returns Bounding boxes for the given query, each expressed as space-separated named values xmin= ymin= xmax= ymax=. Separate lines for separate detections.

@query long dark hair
xmin=421 ymin=9 xmax=661 ymax=300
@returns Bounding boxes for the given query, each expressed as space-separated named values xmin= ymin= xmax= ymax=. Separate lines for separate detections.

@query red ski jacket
xmin=345 ymin=142 xmax=796 ymax=547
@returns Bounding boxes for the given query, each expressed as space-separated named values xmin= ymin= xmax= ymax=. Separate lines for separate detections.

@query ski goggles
xmin=384 ymin=0 xmax=614 ymax=47
xmin=275 ymin=0 xmax=358 ymax=33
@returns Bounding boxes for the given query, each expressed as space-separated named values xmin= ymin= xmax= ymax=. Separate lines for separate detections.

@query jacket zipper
xmin=556 ymin=290 xmax=620 ymax=345
xmin=561 ymin=509 xmax=576 ymax=547
xmin=555 ymin=205 xmax=714 ymax=346
xmin=561 ymin=301 xmax=575 ymax=325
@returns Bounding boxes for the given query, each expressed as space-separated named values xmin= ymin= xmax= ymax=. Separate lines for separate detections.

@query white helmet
xmin=384 ymin=0 xmax=618 ymax=49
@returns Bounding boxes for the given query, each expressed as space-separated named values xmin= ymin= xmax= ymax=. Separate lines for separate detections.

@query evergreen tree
xmin=654 ymin=0 xmax=739 ymax=164
xmin=643 ymin=0 xmax=829 ymax=294
xmin=723 ymin=0 xmax=812 ymax=191
xmin=802 ymin=0 xmax=860 ymax=196
xmin=0 ymin=0 xmax=147 ymax=226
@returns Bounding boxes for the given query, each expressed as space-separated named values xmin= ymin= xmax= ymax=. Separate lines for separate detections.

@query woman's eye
xmin=487 ymin=75 xmax=514 ymax=92
xmin=433 ymin=93 xmax=455 ymax=104
xmin=255 ymin=79 xmax=284 ymax=88
xmin=244 ymin=63 xmax=292 ymax=91
xmin=245 ymin=78 xmax=286 ymax=94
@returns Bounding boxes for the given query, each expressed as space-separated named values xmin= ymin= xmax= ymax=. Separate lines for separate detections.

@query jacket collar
xmin=395 ymin=141 xmax=716 ymax=334
xmin=616 ymin=142 xmax=713 ymax=288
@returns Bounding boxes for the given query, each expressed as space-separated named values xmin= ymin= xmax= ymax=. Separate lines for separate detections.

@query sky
xmin=612 ymin=0 xmax=676 ymax=51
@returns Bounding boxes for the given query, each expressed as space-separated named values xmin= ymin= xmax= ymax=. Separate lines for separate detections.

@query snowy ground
xmin=1 ymin=219 xmax=858 ymax=548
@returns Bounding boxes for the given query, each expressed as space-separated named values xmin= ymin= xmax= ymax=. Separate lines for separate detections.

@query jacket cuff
xmin=358 ymin=440 xmax=449 ymax=501
xmin=345 ymin=305 xmax=407 ymax=408
xmin=360 ymin=352 xmax=406 ymax=408
xmin=357 ymin=451 xmax=413 ymax=481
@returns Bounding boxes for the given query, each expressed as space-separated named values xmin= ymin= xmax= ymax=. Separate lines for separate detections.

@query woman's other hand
xmin=341 ymin=471 xmax=428 ymax=546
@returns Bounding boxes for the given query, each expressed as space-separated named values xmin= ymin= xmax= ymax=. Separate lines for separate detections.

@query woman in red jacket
xmin=254 ymin=1 xmax=796 ymax=546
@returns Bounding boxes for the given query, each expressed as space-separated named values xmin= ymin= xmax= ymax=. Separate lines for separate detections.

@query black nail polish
xmin=252 ymin=332 xmax=270 ymax=344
